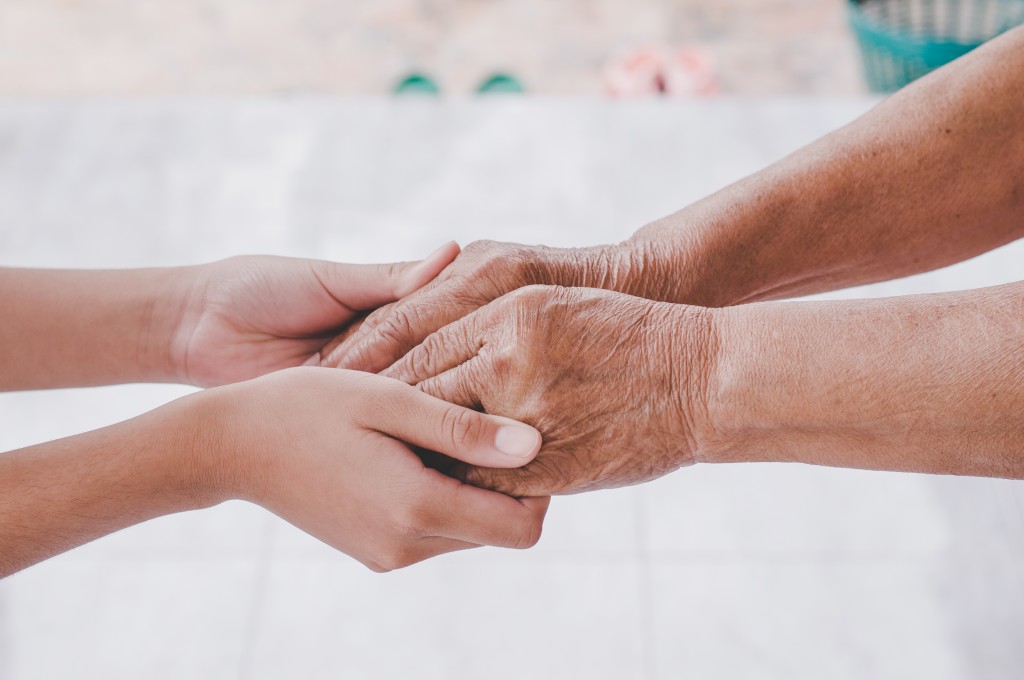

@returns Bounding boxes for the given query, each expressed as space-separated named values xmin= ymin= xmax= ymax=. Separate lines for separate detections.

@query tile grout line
xmin=634 ymin=490 xmax=658 ymax=680
xmin=235 ymin=514 xmax=277 ymax=680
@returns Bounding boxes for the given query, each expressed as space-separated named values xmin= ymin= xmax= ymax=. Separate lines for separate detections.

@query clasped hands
xmin=323 ymin=238 xmax=717 ymax=497
xmin=176 ymin=238 xmax=716 ymax=571
xmin=3 ymin=238 xmax=711 ymax=577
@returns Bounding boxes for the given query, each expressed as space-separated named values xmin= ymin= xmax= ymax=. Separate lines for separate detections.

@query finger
xmin=425 ymin=472 xmax=550 ymax=549
xmin=311 ymin=241 xmax=460 ymax=312
xmin=463 ymin=464 xmax=556 ymax=497
xmin=395 ymin=241 xmax=461 ymax=297
xmin=330 ymin=283 xmax=489 ymax=374
xmin=370 ymin=379 xmax=540 ymax=467
xmin=317 ymin=310 xmax=377 ymax=366
xmin=320 ymin=304 xmax=394 ymax=368
xmin=319 ymin=242 xmax=460 ymax=369
xmin=417 ymin=359 xmax=487 ymax=410
xmin=381 ymin=314 xmax=482 ymax=385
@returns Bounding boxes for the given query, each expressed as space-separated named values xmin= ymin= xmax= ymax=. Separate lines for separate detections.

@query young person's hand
xmin=198 ymin=368 xmax=549 ymax=571
xmin=0 ymin=367 xmax=548 ymax=577
xmin=170 ymin=243 xmax=460 ymax=387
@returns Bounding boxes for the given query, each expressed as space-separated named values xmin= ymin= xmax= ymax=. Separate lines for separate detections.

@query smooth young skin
xmin=0 ymin=241 xmax=460 ymax=390
xmin=324 ymin=25 xmax=1024 ymax=372
xmin=0 ymin=368 xmax=547 ymax=578
xmin=385 ymin=282 xmax=1024 ymax=496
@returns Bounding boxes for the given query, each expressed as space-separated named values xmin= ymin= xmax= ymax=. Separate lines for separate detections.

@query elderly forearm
xmin=0 ymin=267 xmax=190 ymax=390
xmin=624 ymin=26 xmax=1024 ymax=307
xmin=703 ymin=281 xmax=1024 ymax=478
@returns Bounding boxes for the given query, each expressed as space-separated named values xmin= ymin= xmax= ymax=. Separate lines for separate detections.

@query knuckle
xmin=488 ymin=343 xmax=519 ymax=381
xmin=359 ymin=302 xmax=391 ymax=330
xmin=391 ymin=503 xmax=432 ymax=540
xmin=440 ymin=406 xmax=483 ymax=450
xmin=374 ymin=546 xmax=415 ymax=572
xmin=462 ymin=239 xmax=497 ymax=256
xmin=467 ymin=241 xmax=537 ymax=287
xmin=375 ymin=307 xmax=417 ymax=346
xmin=507 ymin=283 xmax=554 ymax=308
xmin=512 ymin=516 xmax=544 ymax=550
xmin=380 ymin=261 xmax=405 ymax=287
xmin=506 ymin=249 xmax=543 ymax=283
xmin=408 ymin=344 xmax=436 ymax=381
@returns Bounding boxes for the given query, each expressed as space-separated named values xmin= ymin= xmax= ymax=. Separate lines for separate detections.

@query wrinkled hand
xmin=322 ymin=240 xmax=648 ymax=374
xmin=170 ymin=244 xmax=459 ymax=387
xmin=383 ymin=285 xmax=718 ymax=496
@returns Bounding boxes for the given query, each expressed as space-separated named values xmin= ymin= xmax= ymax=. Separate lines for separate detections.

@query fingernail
xmin=302 ymin=352 xmax=321 ymax=367
xmin=494 ymin=425 xmax=541 ymax=458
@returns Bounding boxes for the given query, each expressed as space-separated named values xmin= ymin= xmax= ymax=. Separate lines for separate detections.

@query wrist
xmin=158 ymin=386 xmax=255 ymax=508
xmin=624 ymin=171 xmax=808 ymax=308
xmin=78 ymin=266 xmax=198 ymax=385
xmin=695 ymin=303 xmax=795 ymax=465
xmin=159 ymin=264 xmax=212 ymax=385
xmin=655 ymin=301 xmax=722 ymax=466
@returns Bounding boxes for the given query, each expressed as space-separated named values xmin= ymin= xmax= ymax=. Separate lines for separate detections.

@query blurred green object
xmin=393 ymin=73 xmax=440 ymax=95
xmin=476 ymin=73 xmax=525 ymax=94
xmin=848 ymin=0 xmax=1024 ymax=92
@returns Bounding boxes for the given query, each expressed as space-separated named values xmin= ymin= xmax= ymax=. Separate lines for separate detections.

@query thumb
xmin=393 ymin=241 xmax=461 ymax=298
xmin=375 ymin=382 xmax=542 ymax=468
xmin=313 ymin=241 xmax=461 ymax=311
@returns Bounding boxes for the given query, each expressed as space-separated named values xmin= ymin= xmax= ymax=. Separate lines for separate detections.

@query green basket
xmin=848 ymin=0 xmax=1024 ymax=91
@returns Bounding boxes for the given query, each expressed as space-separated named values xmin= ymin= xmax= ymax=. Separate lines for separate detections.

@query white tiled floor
xmin=0 ymin=99 xmax=1022 ymax=679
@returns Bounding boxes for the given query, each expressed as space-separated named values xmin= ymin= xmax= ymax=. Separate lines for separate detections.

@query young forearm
xmin=0 ymin=267 xmax=189 ymax=390
xmin=0 ymin=369 xmax=549 ymax=577
xmin=0 ymin=396 xmax=223 ymax=577
xmin=625 ymin=26 xmax=1024 ymax=307
xmin=704 ymin=281 xmax=1024 ymax=478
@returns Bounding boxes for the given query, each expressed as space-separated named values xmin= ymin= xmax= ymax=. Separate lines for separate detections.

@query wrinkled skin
xmin=383 ymin=285 xmax=717 ymax=496
xmin=322 ymin=239 xmax=676 ymax=374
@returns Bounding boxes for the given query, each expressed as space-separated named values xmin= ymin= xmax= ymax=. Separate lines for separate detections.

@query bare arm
xmin=0 ymin=267 xmax=184 ymax=390
xmin=384 ymin=281 xmax=1024 ymax=495
xmin=327 ymin=26 xmax=1024 ymax=373
xmin=704 ymin=281 xmax=1024 ymax=477
xmin=630 ymin=25 xmax=1024 ymax=306
xmin=0 ymin=369 xmax=546 ymax=577
xmin=0 ymin=244 xmax=457 ymax=391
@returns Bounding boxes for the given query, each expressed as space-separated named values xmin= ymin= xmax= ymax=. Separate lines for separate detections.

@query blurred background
xmin=1 ymin=1 xmax=1023 ymax=679
xmin=0 ymin=0 xmax=864 ymax=96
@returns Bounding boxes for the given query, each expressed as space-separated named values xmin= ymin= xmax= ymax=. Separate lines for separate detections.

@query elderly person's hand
xmin=328 ymin=29 xmax=1024 ymax=381
xmin=382 ymin=285 xmax=716 ymax=495
xmin=321 ymin=240 xmax=675 ymax=374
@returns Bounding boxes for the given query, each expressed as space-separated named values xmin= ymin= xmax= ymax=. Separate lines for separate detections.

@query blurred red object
xmin=604 ymin=46 xmax=718 ymax=98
